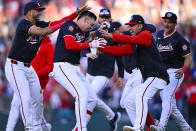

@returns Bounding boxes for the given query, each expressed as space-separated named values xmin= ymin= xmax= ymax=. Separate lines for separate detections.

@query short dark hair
xmin=77 ymin=11 xmax=97 ymax=21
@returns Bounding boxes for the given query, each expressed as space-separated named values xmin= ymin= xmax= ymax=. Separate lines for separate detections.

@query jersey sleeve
xmin=177 ymin=36 xmax=191 ymax=57
xmin=18 ymin=19 xmax=33 ymax=34
xmin=62 ymin=20 xmax=76 ymax=36
xmin=62 ymin=20 xmax=90 ymax=50
xmin=37 ymin=21 xmax=50 ymax=28
xmin=112 ymin=31 xmax=152 ymax=46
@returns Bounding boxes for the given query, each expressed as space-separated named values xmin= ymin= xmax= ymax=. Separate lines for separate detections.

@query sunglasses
xmin=99 ymin=10 xmax=110 ymax=15
xmin=100 ymin=15 xmax=111 ymax=19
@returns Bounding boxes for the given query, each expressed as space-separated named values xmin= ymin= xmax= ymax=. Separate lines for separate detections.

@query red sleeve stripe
xmin=63 ymin=35 xmax=75 ymax=40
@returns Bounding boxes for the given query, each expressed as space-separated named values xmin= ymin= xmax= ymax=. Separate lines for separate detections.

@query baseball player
xmin=4 ymin=1 xmax=89 ymax=130
xmin=6 ymin=36 xmax=54 ymax=131
xmin=52 ymin=11 xmax=107 ymax=131
xmin=75 ymin=21 xmax=123 ymax=131
xmin=98 ymin=14 xmax=170 ymax=131
xmin=81 ymin=9 xmax=123 ymax=131
xmin=119 ymin=25 xmax=159 ymax=131
xmin=150 ymin=12 xmax=193 ymax=131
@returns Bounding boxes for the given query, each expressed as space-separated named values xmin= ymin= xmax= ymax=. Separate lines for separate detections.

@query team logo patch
xmin=182 ymin=44 xmax=188 ymax=51
xmin=68 ymin=26 xmax=74 ymax=32
xmin=166 ymin=13 xmax=172 ymax=17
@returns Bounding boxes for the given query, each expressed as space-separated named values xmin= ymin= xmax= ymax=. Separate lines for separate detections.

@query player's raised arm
xmin=64 ymin=35 xmax=106 ymax=50
xmin=99 ymin=44 xmax=134 ymax=56
xmin=99 ymin=29 xmax=152 ymax=46
xmin=28 ymin=26 xmax=53 ymax=37
xmin=26 ymin=2 xmax=91 ymax=36
xmin=99 ymin=15 xmax=154 ymax=46
xmin=48 ymin=5 xmax=91 ymax=30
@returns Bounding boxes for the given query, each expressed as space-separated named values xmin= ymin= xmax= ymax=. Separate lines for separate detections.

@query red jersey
xmin=31 ymin=36 xmax=55 ymax=89
xmin=185 ymin=82 xmax=196 ymax=104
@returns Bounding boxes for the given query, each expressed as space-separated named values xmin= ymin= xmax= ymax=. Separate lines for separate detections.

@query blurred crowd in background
xmin=0 ymin=0 xmax=196 ymax=128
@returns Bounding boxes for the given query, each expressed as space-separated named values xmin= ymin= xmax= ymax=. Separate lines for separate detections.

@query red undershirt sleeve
xmin=49 ymin=12 xmax=77 ymax=27
xmin=48 ymin=12 xmax=77 ymax=32
xmin=112 ymin=30 xmax=152 ymax=46
xmin=64 ymin=35 xmax=90 ymax=50
xmin=99 ymin=44 xmax=134 ymax=56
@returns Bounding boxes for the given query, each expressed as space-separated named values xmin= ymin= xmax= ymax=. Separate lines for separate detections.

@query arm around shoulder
xmin=28 ymin=25 xmax=53 ymax=37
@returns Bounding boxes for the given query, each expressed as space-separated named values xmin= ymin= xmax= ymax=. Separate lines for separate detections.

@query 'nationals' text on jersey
xmin=156 ymin=30 xmax=190 ymax=69
xmin=8 ymin=19 xmax=49 ymax=63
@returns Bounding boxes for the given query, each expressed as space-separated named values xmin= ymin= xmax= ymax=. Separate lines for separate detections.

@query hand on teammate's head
xmin=77 ymin=5 xmax=91 ymax=15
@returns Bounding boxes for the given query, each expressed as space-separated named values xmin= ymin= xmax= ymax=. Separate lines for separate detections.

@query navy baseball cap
xmin=24 ymin=1 xmax=45 ymax=15
xmin=109 ymin=22 xmax=122 ymax=32
xmin=99 ymin=8 xmax=111 ymax=17
xmin=162 ymin=12 xmax=177 ymax=23
xmin=125 ymin=15 xmax=145 ymax=25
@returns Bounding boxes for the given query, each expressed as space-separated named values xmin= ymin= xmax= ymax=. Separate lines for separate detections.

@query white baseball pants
xmin=6 ymin=93 xmax=50 ymax=131
xmin=120 ymin=69 xmax=142 ymax=125
xmin=86 ymin=73 xmax=115 ymax=120
xmin=159 ymin=68 xmax=192 ymax=130
xmin=120 ymin=69 xmax=142 ymax=109
xmin=6 ymin=93 xmax=19 ymax=131
xmin=52 ymin=62 xmax=97 ymax=131
xmin=134 ymin=77 xmax=167 ymax=130
xmin=5 ymin=58 xmax=44 ymax=130
xmin=86 ymin=74 xmax=109 ymax=94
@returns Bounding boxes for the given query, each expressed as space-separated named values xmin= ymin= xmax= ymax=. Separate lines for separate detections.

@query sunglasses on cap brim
xmin=100 ymin=15 xmax=111 ymax=19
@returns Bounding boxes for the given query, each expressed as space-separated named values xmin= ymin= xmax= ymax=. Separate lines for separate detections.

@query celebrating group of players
xmin=4 ymin=1 xmax=194 ymax=131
